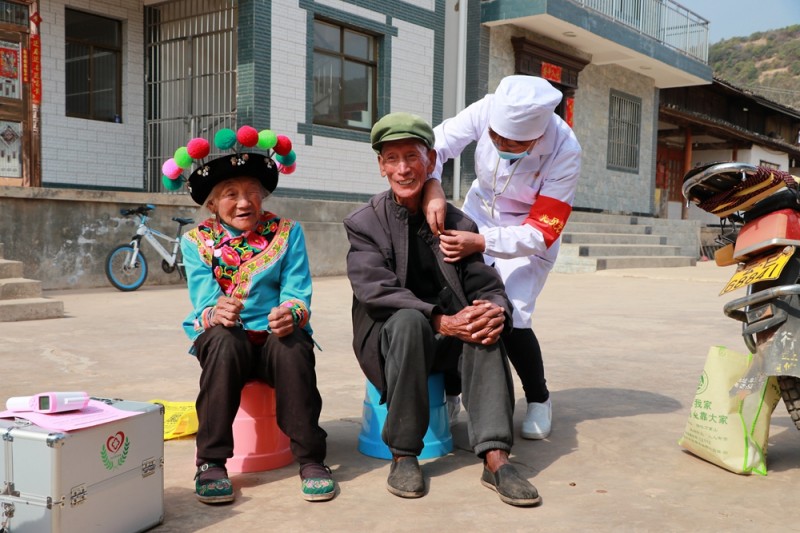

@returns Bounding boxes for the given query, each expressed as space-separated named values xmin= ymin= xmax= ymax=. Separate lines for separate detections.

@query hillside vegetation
xmin=708 ymin=24 xmax=800 ymax=111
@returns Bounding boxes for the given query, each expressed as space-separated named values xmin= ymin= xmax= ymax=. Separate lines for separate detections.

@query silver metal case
xmin=0 ymin=399 xmax=164 ymax=532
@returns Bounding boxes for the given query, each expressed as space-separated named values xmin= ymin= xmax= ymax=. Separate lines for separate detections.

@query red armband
xmin=523 ymin=195 xmax=572 ymax=248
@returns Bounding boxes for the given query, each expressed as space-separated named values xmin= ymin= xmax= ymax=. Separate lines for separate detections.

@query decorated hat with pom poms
xmin=161 ymin=125 xmax=298 ymax=205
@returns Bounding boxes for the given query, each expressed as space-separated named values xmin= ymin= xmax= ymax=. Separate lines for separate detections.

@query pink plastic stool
xmin=226 ymin=381 xmax=293 ymax=473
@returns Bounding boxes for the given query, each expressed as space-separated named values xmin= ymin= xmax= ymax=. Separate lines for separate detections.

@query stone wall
xmin=1 ymin=187 xmax=356 ymax=290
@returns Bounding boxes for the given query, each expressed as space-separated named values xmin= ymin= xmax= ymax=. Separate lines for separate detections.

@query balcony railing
xmin=572 ymin=0 xmax=709 ymax=63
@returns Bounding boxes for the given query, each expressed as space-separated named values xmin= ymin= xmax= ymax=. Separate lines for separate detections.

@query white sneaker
xmin=521 ymin=398 xmax=551 ymax=440
xmin=446 ymin=395 xmax=461 ymax=425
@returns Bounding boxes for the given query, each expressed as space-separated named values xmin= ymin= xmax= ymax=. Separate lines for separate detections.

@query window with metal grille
xmin=313 ymin=19 xmax=377 ymax=130
xmin=759 ymin=160 xmax=780 ymax=170
xmin=65 ymin=9 xmax=121 ymax=122
xmin=607 ymin=90 xmax=641 ymax=172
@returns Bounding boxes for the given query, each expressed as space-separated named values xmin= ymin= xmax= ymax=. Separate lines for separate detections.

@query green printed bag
xmin=678 ymin=345 xmax=780 ymax=475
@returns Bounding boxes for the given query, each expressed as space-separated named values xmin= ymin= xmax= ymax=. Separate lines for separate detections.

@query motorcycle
xmin=683 ymin=162 xmax=800 ymax=428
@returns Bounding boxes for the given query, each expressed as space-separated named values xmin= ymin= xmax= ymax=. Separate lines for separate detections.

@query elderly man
xmin=343 ymin=112 xmax=541 ymax=507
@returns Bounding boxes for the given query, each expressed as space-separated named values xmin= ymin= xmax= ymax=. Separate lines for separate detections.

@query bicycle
xmin=105 ymin=204 xmax=194 ymax=291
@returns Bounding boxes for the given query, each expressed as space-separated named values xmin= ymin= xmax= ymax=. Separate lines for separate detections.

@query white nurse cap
xmin=489 ymin=75 xmax=563 ymax=141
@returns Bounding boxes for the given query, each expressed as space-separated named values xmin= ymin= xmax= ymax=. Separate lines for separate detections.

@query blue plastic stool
xmin=358 ymin=373 xmax=453 ymax=460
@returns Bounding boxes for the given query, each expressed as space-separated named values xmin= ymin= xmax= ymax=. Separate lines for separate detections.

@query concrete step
xmin=0 ymin=278 xmax=43 ymax=300
xmin=569 ymin=211 xmax=637 ymax=224
xmin=561 ymin=232 xmax=666 ymax=245
xmin=560 ymin=243 xmax=683 ymax=257
xmin=0 ymin=259 xmax=23 ymax=278
xmin=0 ymin=297 xmax=64 ymax=321
xmin=596 ymin=256 xmax=697 ymax=269
xmin=564 ymin=221 xmax=653 ymax=235
xmin=554 ymin=255 xmax=696 ymax=273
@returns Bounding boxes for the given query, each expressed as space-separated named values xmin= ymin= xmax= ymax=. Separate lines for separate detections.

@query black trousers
xmin=380 ymin=309 xmax=515 ymax=458
xmin=193 ymin=325 xmax=327 ymax=467
xmin=503 ymin=328 xmax=549 ymax=404
xmin=444 ymin=327 xmax=548 ymax=404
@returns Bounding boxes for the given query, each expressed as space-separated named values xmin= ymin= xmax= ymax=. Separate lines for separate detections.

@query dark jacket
xmin=343 ymin=189 xmax=512 ymax=391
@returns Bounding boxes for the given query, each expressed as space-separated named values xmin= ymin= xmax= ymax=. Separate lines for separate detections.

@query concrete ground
xmin=2 ymin=261 xmax=798 ymax=532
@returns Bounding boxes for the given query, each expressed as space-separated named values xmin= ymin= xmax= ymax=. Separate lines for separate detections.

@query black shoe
xmin=480 ymin=464 xmax=541 ymax=507
xmin=386 ymin=456 xmax=425 ymax=498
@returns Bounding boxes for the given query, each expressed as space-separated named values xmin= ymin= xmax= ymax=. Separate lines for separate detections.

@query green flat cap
xmin=370 ymin=112 xmax=434 ymax=153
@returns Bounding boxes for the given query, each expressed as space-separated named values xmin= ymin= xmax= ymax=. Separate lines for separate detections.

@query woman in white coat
xmin=424 ymin=75 xmax=581 ymax=440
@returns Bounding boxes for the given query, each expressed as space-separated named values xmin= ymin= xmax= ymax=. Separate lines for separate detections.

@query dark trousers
xmin=503 ymin=328 xmax=549 ymax=404
xmin=444 ymin=327 xmax=548 ymax=404
xmin=380 ymin=308 xmax=515 ymax=458
xmin=193 ymin=325 xmax=327 ymax=467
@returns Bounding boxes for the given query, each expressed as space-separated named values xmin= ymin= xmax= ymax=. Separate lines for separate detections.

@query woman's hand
xmin=422 ymin=179 xmax=447 ymax=235
xmin=268 ymin=306 xmax=295 ymax=337
xmin=439 ymin=230 xmax=485 ymax=263
xmin=213 ymin=296 xmax=244 ymax=327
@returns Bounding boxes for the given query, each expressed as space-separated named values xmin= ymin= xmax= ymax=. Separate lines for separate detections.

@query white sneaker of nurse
xmin=446 ymin=395 xmax=461 ymax=426
xmin=521 ymin=398 xmax=551 ymax=440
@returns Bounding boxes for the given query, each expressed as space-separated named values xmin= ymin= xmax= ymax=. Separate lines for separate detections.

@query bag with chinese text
xmin=678 ymin=345 xmax=780 ymax=475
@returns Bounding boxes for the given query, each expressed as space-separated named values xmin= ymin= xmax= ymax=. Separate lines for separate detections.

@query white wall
xmin=39 ymin=0 xmax=145 ymax=189
xmin=271 ymin=0 xmax=438 ymax=197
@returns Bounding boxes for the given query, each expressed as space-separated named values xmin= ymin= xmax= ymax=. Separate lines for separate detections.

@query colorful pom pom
xmin=174 ymin=146 xmax=193 ymax=169
xmin=237 ymin=126 xmax=259 ymax=147
xmin=278 ymin=162 xmax=296 ymax=175
xmin=257 ymin=130 xmax=277 ymax=150
xmin=273 ymin=135 xmax=292 ymax=156
xmin=162 ymin=174 xmax=183 ymax=191
xmin=187 ymin=138 xmax=210 ymax=159
xmin=214 ymin=128 xmax=237 ymax=150
xmin=276 ymin=150 xmax=296 ymax=167
xmin=162 ymin=158 xmax=182 ymax=179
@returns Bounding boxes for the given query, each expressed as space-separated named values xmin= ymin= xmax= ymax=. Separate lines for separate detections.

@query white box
xmin=0 ymin=399 xmax=164 ymax=532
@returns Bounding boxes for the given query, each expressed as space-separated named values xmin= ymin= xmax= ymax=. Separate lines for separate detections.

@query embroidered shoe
xmin=194 ymin=463 xmax=234 ymax=504
xmin=446 ymin=395 xmax=462 ymax=426
xmin=300 ymin=463 xmax=336 ymax=502
xmin=521 ymin=398 xmax=552 ymax=440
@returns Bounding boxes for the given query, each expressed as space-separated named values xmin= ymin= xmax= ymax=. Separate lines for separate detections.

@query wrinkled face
xmin=207 ymin=176 xmax=265 ymax=231
xmin=378 ymin=139 xmax=436 ymax=213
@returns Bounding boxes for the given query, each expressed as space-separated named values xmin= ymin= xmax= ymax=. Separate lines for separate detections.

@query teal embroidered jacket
xmin=180 ymin=212 xmax=313 ymax=346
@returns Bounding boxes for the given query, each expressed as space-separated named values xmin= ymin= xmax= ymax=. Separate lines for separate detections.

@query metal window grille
xmin=0 ymin=0 xmax=28 ymax=27
xmin=607 ymin=90 xmax=641 ymax=172
xmin=145 ymin=0 xmax=237 ymax=193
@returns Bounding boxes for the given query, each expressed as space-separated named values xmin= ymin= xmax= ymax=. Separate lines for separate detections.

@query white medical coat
xmin=432 ymin=94 xmax=582 ymax=328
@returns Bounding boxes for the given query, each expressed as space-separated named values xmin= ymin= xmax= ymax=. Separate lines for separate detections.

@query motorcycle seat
xmin=744 ymin=188 xmax=800 ymax=223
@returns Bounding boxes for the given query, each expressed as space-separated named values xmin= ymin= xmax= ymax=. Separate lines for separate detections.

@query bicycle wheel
xmin=105 ymin=244 xmax=148 ymax=291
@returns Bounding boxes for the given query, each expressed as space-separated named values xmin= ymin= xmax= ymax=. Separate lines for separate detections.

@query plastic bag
xmin=149 ymin=399 xmax=198 ymax=440
xmin=678 ymin=346 xmax=780 ymax=475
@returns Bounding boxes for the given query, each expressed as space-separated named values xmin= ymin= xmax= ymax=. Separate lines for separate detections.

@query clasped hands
xmin=433 ymin=299 xmax=505 ymax=345
xmin=212 ymin=295 xmax=295 ymax=337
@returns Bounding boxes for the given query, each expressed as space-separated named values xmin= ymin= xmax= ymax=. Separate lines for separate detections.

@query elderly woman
xmin=173 ymin=127 xmax=334 ymax=504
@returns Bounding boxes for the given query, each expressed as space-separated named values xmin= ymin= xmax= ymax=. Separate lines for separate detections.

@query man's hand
xmin=268 ymin=306 xmax=295 ymax=338
xmin=422 ymin=179 xmax=447 ymax=235
xmin=439 ymin=230 xmax=485 ymax=263
xmin=213 ymin=295 xmax=244 ymax=327
xmin=433 ymin=300 xmax=505 ymax=345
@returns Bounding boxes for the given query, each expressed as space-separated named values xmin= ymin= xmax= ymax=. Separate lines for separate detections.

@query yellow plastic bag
xmin=678 ymin=346 xmax=780 ymax=475
xmin=149 ymin=399 xmax=198 ymax=440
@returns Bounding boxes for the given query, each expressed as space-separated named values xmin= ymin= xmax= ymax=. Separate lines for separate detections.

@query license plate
xmin=720 ymin=246 xmax=794 ymax=295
